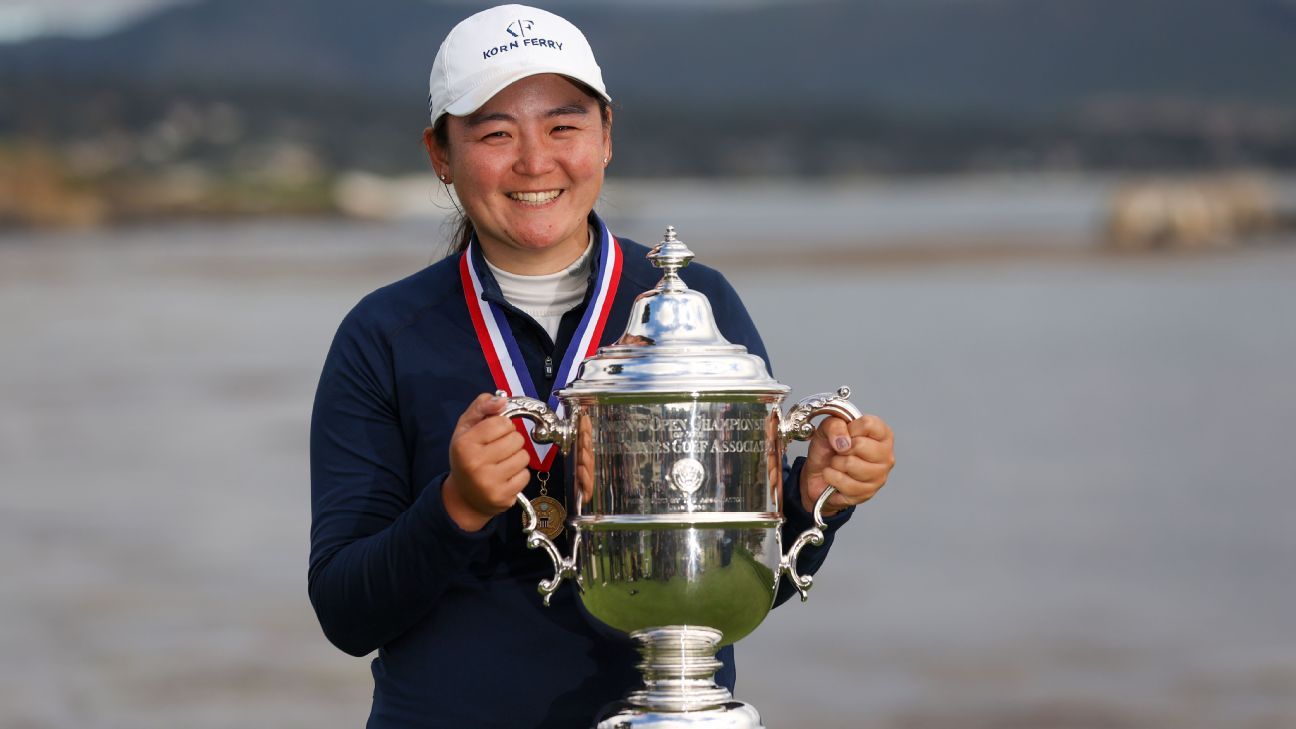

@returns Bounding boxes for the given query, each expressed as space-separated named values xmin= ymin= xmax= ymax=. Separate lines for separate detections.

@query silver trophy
xmin=501 ymin=226 xmax=861 ymax=728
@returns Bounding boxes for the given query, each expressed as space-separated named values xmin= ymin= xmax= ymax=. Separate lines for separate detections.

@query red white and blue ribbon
xmin=460 ymin=228 xmax=622 ymax=471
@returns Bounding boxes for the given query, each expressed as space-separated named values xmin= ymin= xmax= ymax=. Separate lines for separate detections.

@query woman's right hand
xmin=442 ymin=393 xmax=531 ymax=532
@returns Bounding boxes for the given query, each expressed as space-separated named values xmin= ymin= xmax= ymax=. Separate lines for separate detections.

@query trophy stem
xmin=628 ymin=626 xmax=731 ymax=712
xmin=594 ymin=626 xmax=766 ymax=728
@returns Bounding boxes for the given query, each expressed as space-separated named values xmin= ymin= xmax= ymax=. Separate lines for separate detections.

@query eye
xmin=474 ymin=126 xmax=514 ymax=143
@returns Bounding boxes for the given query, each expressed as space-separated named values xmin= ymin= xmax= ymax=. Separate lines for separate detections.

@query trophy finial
xmin=648 ymin=225 xmax=695 ymax=286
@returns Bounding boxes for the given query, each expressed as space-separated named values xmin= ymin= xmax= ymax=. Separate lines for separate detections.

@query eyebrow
xmin=546 ymin=103 xmax=590 ymax=118
xmin=463 ymin=111 xmax=515 ymax=128
xmin=463 ymin=102 xmax=591 ymax=128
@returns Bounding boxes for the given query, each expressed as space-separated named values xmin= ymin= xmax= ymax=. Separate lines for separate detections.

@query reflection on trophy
xmin=501 ymin=226 xmax=861 ymax=728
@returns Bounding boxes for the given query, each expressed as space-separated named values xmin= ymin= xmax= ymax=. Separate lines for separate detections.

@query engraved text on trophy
xmin=587 ymin=402 xmax=777 ymax=514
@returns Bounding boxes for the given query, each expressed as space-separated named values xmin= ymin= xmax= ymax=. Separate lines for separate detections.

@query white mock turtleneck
xmin=484 ymin=230 xmax=594 ymax=342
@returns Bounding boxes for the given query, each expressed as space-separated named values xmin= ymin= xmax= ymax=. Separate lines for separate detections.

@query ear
xmin=423 ymin=127 xmax=451 ymax=177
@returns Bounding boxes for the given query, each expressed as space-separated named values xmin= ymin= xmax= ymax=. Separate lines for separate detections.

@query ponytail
xmin=447 ymin=212 xmax=474 ymax=257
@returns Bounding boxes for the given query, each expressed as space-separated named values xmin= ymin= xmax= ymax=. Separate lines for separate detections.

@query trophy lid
xmin=561 ymin=226 xmax=788 ymax=395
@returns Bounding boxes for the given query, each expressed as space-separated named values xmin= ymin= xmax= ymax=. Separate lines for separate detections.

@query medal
xmin=527 ymin=471 xmax=566 ymax=539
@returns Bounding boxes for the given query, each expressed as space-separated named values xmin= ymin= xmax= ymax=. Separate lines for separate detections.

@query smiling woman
xmin=307 ymin=4 xmax=894 ymax=728
xmin=425 ymin=74 xmax=612 ymax=275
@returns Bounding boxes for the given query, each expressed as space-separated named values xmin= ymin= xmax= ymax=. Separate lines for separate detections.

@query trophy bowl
xmin=500 ymin=227 xmax=861 ymax=728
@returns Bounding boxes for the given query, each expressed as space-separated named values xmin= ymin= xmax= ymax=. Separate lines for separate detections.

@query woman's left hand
xmin=799 ymin=414 xmax=895 ymax=517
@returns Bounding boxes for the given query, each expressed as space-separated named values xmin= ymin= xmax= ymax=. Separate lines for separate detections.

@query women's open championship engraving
xmin=503 ymin=227 xmax=862 ymax=728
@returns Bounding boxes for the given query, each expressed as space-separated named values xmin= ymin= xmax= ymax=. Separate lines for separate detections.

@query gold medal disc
xmin=528 ymin=495 xmax=566 ymax=539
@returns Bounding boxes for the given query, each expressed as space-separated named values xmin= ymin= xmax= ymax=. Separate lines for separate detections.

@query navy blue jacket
xmin=309 ymin=214 xmax=852 ymax=728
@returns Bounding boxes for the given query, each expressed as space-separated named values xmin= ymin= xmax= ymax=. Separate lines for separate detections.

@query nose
xmin=512 ymin=132 xmax=557 ymax=177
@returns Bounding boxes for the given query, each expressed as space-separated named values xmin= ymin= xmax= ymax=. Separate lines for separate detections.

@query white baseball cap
xmin=428 ymin=4 xmax=611 ymax=124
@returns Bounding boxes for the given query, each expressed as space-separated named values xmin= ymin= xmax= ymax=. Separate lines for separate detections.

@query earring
xmin=603 ymin=158 xmax=608 ymax=166
xmin=439 ymin=174 xmax=448 ymax=182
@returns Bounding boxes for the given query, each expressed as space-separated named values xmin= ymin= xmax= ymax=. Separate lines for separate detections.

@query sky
xmin=0 ymin=0 xmax=181 ymax=41
xmin=0 ymin=0 xmax=802 ymax=43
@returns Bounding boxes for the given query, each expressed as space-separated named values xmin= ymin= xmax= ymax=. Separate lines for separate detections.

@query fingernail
xmin=834 ymin=436 xmax=851 ymax=452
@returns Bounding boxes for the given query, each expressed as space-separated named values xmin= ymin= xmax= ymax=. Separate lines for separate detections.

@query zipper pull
xmin=544 ymin=356 xmax=554 ymax=378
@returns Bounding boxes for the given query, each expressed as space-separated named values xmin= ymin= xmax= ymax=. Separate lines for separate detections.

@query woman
xmin=309 ymin=5 xmax=895 ymax=727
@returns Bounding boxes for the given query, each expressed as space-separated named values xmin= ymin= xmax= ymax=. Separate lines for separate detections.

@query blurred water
xmin=601 ymin=175 xmax=1113 ymax=253
xmin=403 ymin=174 xmax=1115 ymax=255
xmin=738 ymin=247 xmax=1296 ymax=729
xmin=1 ymin=212 xmax=1293 ymax=728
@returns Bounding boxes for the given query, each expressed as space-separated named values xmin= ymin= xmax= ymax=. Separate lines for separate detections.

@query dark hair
xmin=433 ymin=79 xmax=612 ymax=258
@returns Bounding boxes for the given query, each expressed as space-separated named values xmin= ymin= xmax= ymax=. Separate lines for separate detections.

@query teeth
xmin=509 ymin=190 xmax=561 ymax=203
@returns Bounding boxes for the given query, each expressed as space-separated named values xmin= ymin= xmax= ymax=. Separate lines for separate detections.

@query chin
xmin=512 ymin=227 xmax=583 ymax=252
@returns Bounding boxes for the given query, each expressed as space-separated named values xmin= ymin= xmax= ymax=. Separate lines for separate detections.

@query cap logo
xmin=431 ymin=6 xmax=606 ymax=122
xmin=506 ymin=19 xmax=534 ymax=38
xmin=481 ymin=18 xmax=565 ymax=60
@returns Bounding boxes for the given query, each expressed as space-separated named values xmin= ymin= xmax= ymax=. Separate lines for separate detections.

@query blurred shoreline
xmin=4 ymin=169 xmax=1295 ymax=264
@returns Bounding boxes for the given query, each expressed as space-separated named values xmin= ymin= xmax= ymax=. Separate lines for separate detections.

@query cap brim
xmin=442 ymin=66 xmax=610 ymax=119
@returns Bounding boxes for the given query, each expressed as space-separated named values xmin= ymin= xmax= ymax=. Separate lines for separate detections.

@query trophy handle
xmin=496 ymin=391 xmax=569 ymax=449
xmin=497 ymin=392 xmax=577 ymax=606
xmin=778 ymin=386 xmax=862 ymax=602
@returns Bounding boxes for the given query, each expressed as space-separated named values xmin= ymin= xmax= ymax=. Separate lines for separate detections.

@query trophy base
xmin=595 ymin=700 xmax=765 ymax=729
xmin=594 ymin=626 xmax=767 ymax=729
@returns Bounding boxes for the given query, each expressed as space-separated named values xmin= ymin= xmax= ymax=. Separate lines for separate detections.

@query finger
xmin=848 ymin=414 xmax=892 ymax=442
xmin=829 ymin=456 xmax=893 ymax=490
xmin=505 ymin=467 xmax=531 ymax=495
xmin=484 ymin=467 xmax=532 ymax=510
xmin=470 ymin=427 xmax=528 ymax=462
xmin=823 ymin=492 xmax=856 ymax=514
xmin=455 ymin=392 xmax=508 ymax=434
xmin=497 ymin=445 xmax=531 ymax=476
xmin=830 ymin=459 xmax=892 ymax=495
xmin=479 ymin=392 xmax=509 ymax=416
xmin=821 ymin=465 xmax=883 ymax=503
xmin=455 ymin=417 xmax=520 ymax=454
xmin=804 ymin=424 xmax=835 ymax=461
xmin=476 ymin=450 xmax=532 ymax=506
xmin=452 ymin=427 xmax=522 ymax=472
xmin=829 ymin=438 xmax=891 ymax=469
xmin=817 ymin=416 xmax=853 ymax=454
xmin=801 ymin=475 xmax=854 ymax=516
